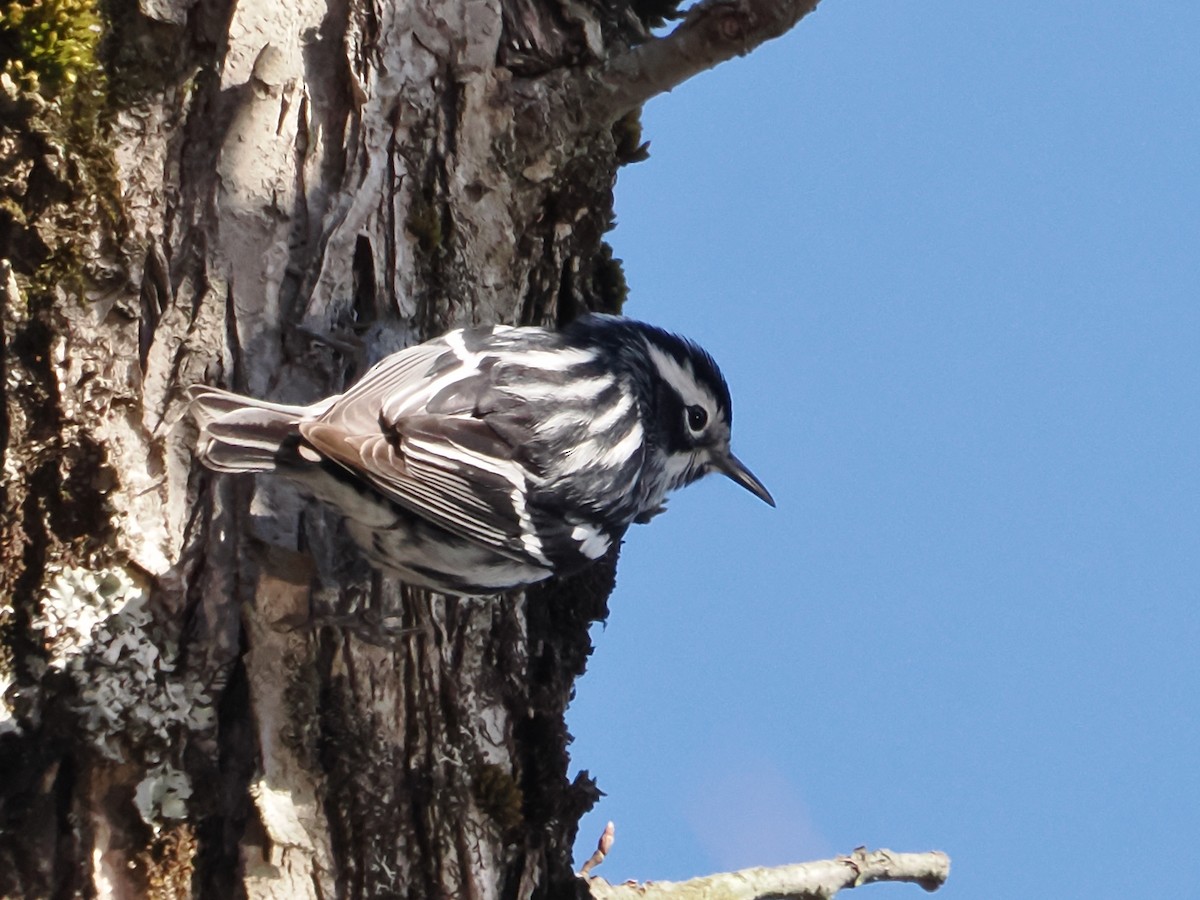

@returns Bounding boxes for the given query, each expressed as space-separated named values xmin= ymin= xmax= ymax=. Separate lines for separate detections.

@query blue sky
xmin=568 ymin=3 xmax=1199 ymax=896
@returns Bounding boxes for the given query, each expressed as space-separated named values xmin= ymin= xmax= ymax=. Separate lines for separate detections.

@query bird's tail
xmin=188 ymin=385 xmax=317 ymax=473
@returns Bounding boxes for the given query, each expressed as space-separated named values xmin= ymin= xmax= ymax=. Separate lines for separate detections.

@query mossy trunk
xmin=1 ymin=0 xmax=645 ymax=894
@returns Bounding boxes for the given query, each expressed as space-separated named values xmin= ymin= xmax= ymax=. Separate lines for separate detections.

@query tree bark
xmin=1 ymin=0 xmax=945 ymax=897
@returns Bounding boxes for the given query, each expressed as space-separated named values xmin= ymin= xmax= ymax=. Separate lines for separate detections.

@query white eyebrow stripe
xmin=645 ymin=342 xmax=715 ymax=412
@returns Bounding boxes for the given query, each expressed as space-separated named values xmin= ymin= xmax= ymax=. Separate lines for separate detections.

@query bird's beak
xmin=716 ymin=452 xmax=776 ymax=507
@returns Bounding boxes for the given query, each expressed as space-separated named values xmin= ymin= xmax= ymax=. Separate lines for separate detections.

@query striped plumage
xmin=189 ymin=314 xmax=773 ymax=594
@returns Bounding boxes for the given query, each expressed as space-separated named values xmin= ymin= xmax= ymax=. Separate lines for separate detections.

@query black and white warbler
xmin=189 ymin=313 xmax=773 ymax=594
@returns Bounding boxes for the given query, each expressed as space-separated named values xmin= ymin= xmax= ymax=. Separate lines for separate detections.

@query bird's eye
xmin=686 ymin=404 xmax=708 ymax=432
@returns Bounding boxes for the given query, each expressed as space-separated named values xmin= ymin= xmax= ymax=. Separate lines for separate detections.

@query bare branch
xmin=584 ymin=848 xmax=950 ymax=900
xmin=514 ymin=0 xmax=823 ymax=164
xmin=580 ymin=821 xmax=617 ymax=876
xmin=593 ymin=0 xmax=823 ymax=125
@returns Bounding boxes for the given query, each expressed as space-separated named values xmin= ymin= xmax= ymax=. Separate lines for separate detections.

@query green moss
xmin=136 ymin=824 xmax=197 ymax=900
xmin=612 ymin=109 xmax=650 ymax=166
xmin=1 ymin=0 xmax=103 ymax=93
xmin=0 ymin=0 xmax=124 ymax=305
xmin=282 ymin=653 xmax=322 ymax=766
xmin=405 ymin=194 xmax=445 ymax=253
xmin=474 ymin=763 xmax=524 ymax=833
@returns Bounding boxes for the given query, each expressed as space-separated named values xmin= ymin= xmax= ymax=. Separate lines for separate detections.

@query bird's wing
xmin=314 ymin=339 xmax=457 ymax=435
xmin=305 ymin=413 xmax=554 ymax=565
xmin=299 ymin=330 xmax=562 ymax=568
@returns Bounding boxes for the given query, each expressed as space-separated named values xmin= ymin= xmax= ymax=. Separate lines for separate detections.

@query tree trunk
xmin=2 ymin=1 xmax=946 ymax=898
xmin=0 ymin=0 xmax=659 ymax=893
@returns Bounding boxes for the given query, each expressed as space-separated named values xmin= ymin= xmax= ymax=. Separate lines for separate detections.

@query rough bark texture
xmin=1 ymin=0 xmax=647 ymax=894
xmin=0 ymin=1 xmax=941 ymax=899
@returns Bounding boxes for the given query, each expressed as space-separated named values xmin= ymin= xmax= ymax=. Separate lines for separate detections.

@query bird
xmin=189 ymin=313 xmax=774 ymax=595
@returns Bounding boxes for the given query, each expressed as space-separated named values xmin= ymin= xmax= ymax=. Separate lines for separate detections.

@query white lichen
xmin=34 ymin=565 xmax=215 ymax=824
xmin=135 ymin=762 xmax=194 ymax=824
xmin=0 ymin=669 xmax=18 ymax=736
xmin=36 ymin=566 xmax=145 ymax=669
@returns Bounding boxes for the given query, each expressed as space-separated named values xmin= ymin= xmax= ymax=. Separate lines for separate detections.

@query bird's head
xmin=639 ymin=326 xmax=775 ymax=508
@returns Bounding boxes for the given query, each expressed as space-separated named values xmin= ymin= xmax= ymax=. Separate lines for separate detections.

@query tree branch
xmin=513 ymin=0 xmax=823 ymax=168
xmin=584 ymin=848 xmax=950 ymax=899
xmin=592 ymin=0 xmax=823 ymax=125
